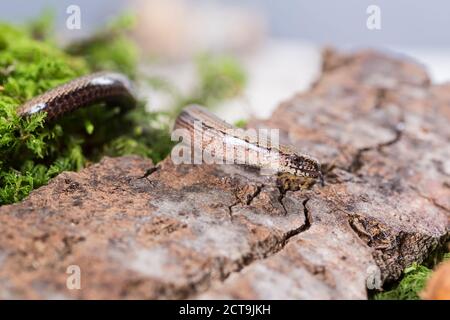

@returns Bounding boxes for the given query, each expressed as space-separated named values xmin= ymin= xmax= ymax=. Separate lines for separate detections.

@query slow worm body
xmin=175 ymin=105 xmax=322 ymax=180
xmin=16 ymin=72 xmax=322 ymax=181
xmin=17 ymin=72 xmax=136 ymax=121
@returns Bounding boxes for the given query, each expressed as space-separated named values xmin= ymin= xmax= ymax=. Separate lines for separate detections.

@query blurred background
xmin=1 ymin=0 xmax=449 ymax=122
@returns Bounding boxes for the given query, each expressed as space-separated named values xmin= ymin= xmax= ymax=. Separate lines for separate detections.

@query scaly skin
xmin=17 ymin=72 xmax=136 ymax=121
xmin=174 ymin=105 xmax=323 ymax=181
xmin=17 ymin=75 xmax=322 ymax=182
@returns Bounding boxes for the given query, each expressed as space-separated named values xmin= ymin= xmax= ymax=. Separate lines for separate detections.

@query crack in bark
xmin=277 ymin=192 xmax=288 ymax=215
xmin=347 ymin=124 xmax=403 ymax=173
xmin=343 ymin=88 xmax=404 ymax=173
xmin=411 ymin=187 xmax=450 ymax=214
xmin=285 ymin=198 xmax=312 ymax=238
xmin=138 ymin=165 xmax=160 ymax=179
xmin=347 ymin=213 xmax=393 ymax=250
xmin=346 ymin=209 xmax=447 ymax=284
xmin=227 ymin=184 xmax=264 ymax=218
xmin=246 ymin=184 xmax=263 ymax=206
xmin=318 ymin=123 xmax=404 ymax=182
xmin=123 ymin=193 xmax=311 ymax=299
xmin=429 ymin=199 xmax=450 ymax=214
xmin=60 ymin=235 xmax=86 ymax=260
xmin=227 ymin=201 xmax=239 ymax=219
xmin=191 ymin=197 xmax=312 ymax=298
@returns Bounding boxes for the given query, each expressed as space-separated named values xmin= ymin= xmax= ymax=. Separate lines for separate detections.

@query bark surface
xmin=0 ymin=50 xmax=448 ymax=299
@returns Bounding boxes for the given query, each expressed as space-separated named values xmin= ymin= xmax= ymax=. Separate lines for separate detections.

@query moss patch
xmin=0 ymin=19 xmax=171 ymax=205
xmin=0 ymin=14 xmax=246 ymax=206
xmin=375 ymin=252 xmax=450 ymax=300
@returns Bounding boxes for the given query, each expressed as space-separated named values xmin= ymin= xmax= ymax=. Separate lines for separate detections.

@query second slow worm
xmin=17 ymin=72 xmax=136 ymax=120
xmin=16 ymin=72 xmax=323 ymax=181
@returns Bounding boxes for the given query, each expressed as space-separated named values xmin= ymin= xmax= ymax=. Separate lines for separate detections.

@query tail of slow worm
xmin=17 ymin=72 xmax=136 ymax=121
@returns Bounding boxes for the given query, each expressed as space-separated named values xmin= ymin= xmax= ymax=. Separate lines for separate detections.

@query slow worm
xmin=175 ymin=105 xmax=323 ymax=181
xmin=17 ymin=72 xmax=136 ymax=121
xmin=16 ymin=72 xmax=323 ymax=182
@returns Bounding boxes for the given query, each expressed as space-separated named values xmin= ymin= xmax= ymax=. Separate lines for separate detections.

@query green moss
xmin=195 ymin=54 xmax=246 ymax=106
xmin=0 ymin=19 xmax=171 ymax=205
xmin=234 ymin=119 xmax=248 ymax=128
xmin=0 ymin=13 xmax=247 ymax=206
xmin=65 ymin=13 xmax=138 ymax=78
xmin=0 ymin=23 xmax=86 ymax=204
xmin=374 ymin=264 xmax=432 ymax=300
xmin=152 ymin=54 xmax=247 ymax=117
xmin=26 ymin=9 xmax=55 ymax=41
xmin=375 ymin=252 xmax=450 ymax=300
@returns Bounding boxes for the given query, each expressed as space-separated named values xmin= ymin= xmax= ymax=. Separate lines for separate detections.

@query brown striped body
xmin=17 ymin=72 xmax=136 ymax=121
xmin=16 ymin=73 xmax=322 ymax=181
xmin=174 ymin=105 xmax=322 ymax=180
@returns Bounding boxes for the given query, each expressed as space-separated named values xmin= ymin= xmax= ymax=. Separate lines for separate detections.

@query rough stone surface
xmin=0 ymin=49 xmax=449 ymax=299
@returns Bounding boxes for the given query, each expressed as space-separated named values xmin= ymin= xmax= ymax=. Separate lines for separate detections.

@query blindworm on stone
xmin=16 ymin=72 xmax=323 ymax=182
xmin=174 ymin=105 xmax=323 ymax=182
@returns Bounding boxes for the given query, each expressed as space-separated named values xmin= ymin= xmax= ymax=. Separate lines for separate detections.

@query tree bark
xmin=0 ymin=49 xmax=448 ymax=299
